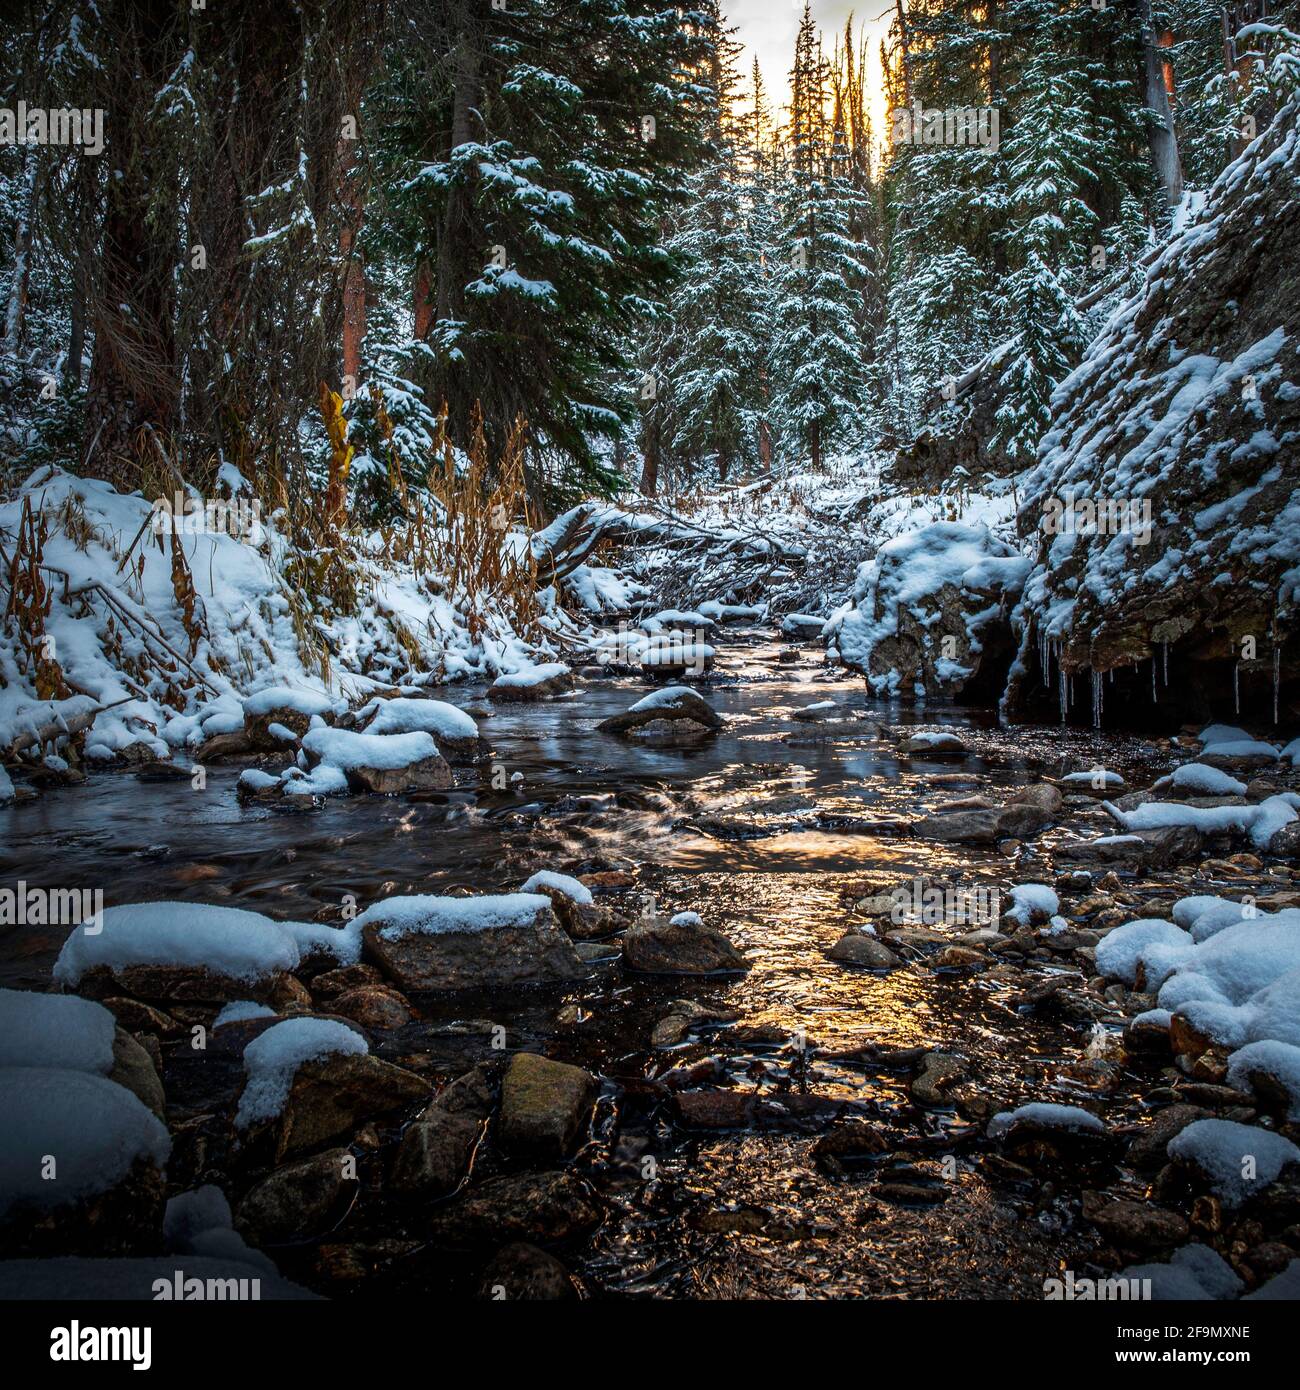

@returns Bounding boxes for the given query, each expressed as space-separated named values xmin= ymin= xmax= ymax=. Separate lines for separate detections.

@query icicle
xmin=1091 ymin=670 xmax=1103 ymax=729
xmin=1162 ymin=641 xmax=1168 ymax=685
xmin=1234 ymin=661 xmax=1240 ymax=716
xmin=1059 ymin=666 xmax=1068 ymax=724
xmin=1152 ymin=656 xmax=1157 ymax=702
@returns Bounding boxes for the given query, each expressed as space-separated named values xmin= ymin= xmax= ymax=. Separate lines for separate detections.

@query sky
xmin=724 ymin=0 xmax=894 ymax=141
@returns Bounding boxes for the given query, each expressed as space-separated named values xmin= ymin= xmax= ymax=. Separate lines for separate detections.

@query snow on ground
xmin=0 ymin=468 xmax=579 ymax=767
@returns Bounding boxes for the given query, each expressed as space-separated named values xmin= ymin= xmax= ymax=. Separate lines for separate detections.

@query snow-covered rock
xmin=357 ymin=893 xmax=586 ymax=991
xmin=488 ymin=662 xmax=574 ymax=701
xmin=830 ymin=522 xmax=1028 ymax=700
xmin=1007 ymin=103 xmax=1300 ymax=725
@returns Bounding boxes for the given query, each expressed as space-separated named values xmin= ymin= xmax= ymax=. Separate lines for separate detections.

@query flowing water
xmin=0 ymin=629 xmax=1255 ymax=1299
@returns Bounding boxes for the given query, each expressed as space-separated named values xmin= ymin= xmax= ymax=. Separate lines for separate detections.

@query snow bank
xmin=0 ymin=1068 xmax=171 ymax=1216
xmin=53 ymin=901 xmax=360 ymax=987
xmin=235 ymin=1018 xmax=368 ymax=1129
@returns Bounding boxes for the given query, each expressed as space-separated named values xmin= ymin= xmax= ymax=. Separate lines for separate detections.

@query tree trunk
xmin=83 ymin=0 xmax=180 ymax=489
xmin=1135 ymin=0 xmax=1183 ymax=207
xmin=414 ymin=260 xmax=434 ymax=340
xmin=3 ymin=151 xmax=36 ymax=357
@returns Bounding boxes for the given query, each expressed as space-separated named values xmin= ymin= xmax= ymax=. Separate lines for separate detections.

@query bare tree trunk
xmin=1135 ymin=0 xmax=1183 ymax=207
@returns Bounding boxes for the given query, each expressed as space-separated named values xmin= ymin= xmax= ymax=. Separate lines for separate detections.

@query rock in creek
xmin=498 ymin=1052 xmax=597 ymax=1160
xmin=361 ymin=898 xmax=587 ymax=992
xmin=390 ymin=1108 xmax=482 ymax=1196
xmin=235 ymin=1146 xmax=356 ymax=1245
xmin=477 ymin=1242 xmax=580 ymax=1300
xmin=828 ymin=931 xmax=902 ymax=969
xmin=425 ymin=1171 xmax=603 ymax=1246
xmin=621 ymin=913 xmax=748 ymax=974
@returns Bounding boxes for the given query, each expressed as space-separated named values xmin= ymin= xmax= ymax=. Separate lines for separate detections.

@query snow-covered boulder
xmin=1007 ymin=103 xmax=1300 ymax=726
xmin=357 ymin=893 xmax=587 ymax=992
xmin=830 ymin=522 xmax=1028 ymax=701
xmin=488 ymin=662 xmax=574 ymax=702
xmin=0 ymin=1067 xmax=171 ymax=1255
xmin=300 ymin=726 xmax=452 ymax=794
xmin=242 ymin=686 xmax=337 ymax=749
xmin=596 ymin=686 xmax=724 ymax=737
xmin=53 ymin=901 xmax=359 ymax=1005
xmin=354 ymin=696 xmax=483 ymax=762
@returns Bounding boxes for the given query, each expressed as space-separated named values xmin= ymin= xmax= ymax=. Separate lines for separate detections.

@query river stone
xmin=271 ymin=1053 xmax=429 ymax=1161
xmin=109 ymin=1027 xmax=166 ymax=1121
xmin=1006 ymin=783 xmax=1063 ymax=816
xmin=828 ymin=932 xmax=902 ymax=969
xmin=235 ymin=1147 xmax=355 ymax=1245
xmin=425 ymin=1171 xmax=602 ymax=1245
xmin=329 ymin=984 xmax=413 ymax=1030
xmin=73 ymin=962 xmax=302 ymax=1008
xmin=390 ymin=1109 xmax=481 ymax=1195
xmin=1081 ymin=1194 xmax=1189 ymax=1251
xmin=498 ymin=1052 xmax=597 ymax=1159
xmin=1059 ymin=824 xmax=1202 ymax=871
xmin=309 ymin=963 xmax=385 ymax=1001
xmin=101 ymin=997 xmax=183 ymax=1039
xmin=362 ymin=901 xmax=587 ymax=992
xmin=488 ymin=666 xmax=574 ymax=702
xmin=477 ymin=1242 xmax=579 ymax=1300
xmin=597 ymin=688 xmax=724 ymax=736
xmin=913 ymin=803 xmax=1051 ymax=844
xmin=1267 ymin=821 xmax=1300 ymax=859
xmin=433 ymin=1062 xmax=501 ymax=1120
xmin=910 ymin=1052 xmax=967 ymax=1106
xmin=621 ymin=915 xmax=748 ymax=974
xmin=901 ymin=732 xmax=968 ymax=756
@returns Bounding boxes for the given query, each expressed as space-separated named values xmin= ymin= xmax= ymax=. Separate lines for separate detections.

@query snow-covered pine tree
xmin=380 ymin=0 xmax=716 ymax=507
xmin=652 ymin=6 xmax=771 ymax=486
xmin=769 ymin=5 xmax=871 ymax=472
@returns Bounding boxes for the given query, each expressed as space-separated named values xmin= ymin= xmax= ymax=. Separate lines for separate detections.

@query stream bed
xmin=3 ymin=628 xmax=1292 ymax=1299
